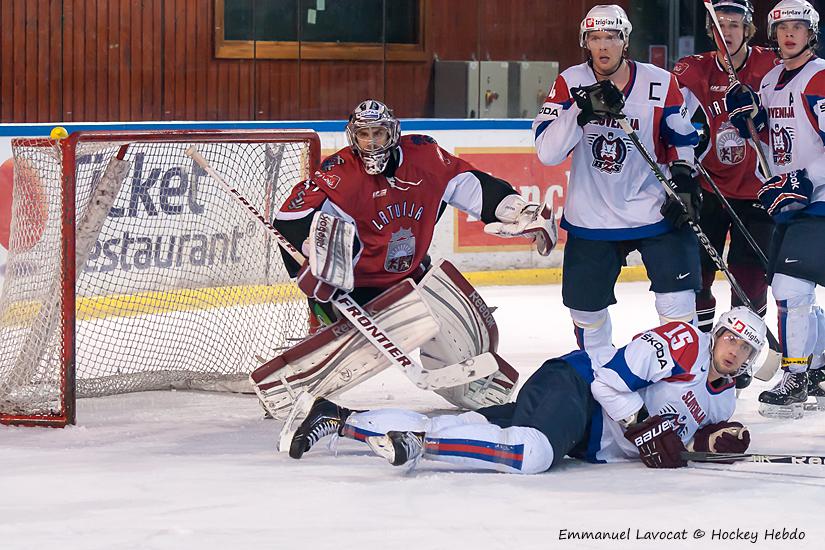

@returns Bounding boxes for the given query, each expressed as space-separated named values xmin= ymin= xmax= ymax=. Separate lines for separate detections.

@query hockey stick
xmin=613 ymin=116 xmax=781 ymax=380
xmin=683 ymin=450 xmax=825 ymax=466
xmin=694 ymin=162 xmax=769 ymax=270
xmin=703 ymin=0 xmax=773 ymax=179
xmin=185 ymin=146 xmax=497 ymax=391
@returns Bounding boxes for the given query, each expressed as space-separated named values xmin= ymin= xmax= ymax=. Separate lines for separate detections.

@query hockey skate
xmin=289 ymin=398 xmax=354 ymax=459
xmin=758 ymin=371 xmax=808 ymax=419
xmin=366 ymin=431 xmax=425 ymax=467
xmin=805 ymin=368 xmax=825 ymax=412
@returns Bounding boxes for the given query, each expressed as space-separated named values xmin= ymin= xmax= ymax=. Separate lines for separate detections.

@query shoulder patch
xmin=409 ymin=134 xmax=436 ymax=146
xmin=320 ymin=154 xmax=345 ymax=172
xmin=673 ymin=61 xmax=689 ymax=76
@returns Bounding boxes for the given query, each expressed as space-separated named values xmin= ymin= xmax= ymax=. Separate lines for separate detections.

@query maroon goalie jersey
xmin=277 ymin=135 xmax=477 ymax=288
xmin=673 ymin=47 xmax=780 ymax=199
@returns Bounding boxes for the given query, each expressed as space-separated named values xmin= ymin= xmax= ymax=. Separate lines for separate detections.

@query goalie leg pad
xmin=417 ymin=259 xmax=519 ymax=409
xmin=250 ymin=279 xmax=439 ymax=419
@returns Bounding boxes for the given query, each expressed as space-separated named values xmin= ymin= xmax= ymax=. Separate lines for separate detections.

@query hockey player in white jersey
xmin=286 ymin=307 xmax=765 ymax=473
xmin=532 ymin=5 xmax=701 ymax=353
xmin=725 ymin=0 xmax=825 ymax=417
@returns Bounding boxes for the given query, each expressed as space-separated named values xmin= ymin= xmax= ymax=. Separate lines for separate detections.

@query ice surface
xmin=2 ymin=281 xmax=824 ymax=550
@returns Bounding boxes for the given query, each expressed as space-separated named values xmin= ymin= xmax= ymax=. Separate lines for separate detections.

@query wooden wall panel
xmin=1 ymin=0 xmax=634 ymax=123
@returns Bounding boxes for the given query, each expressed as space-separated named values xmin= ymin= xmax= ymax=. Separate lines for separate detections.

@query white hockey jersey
xmin=533 ymin=61 xmax=699 ymax=240
xmin=566 ymin=321 xmax=736 ymax=463
xmin=758 ymin=56 xmax=825 ymax=216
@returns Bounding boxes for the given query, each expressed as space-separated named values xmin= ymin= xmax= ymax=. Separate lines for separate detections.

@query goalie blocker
xmin=251 ymin=260 xmax=518 ymax=418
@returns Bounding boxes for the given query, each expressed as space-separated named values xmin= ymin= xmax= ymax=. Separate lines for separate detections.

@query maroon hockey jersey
xmin=673 ymin=46 xmax=780 ymax=199
xmin=277 ymin=135 xmax=477 ymax=288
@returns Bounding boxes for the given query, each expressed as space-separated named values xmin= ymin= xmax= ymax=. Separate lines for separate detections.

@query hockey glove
xmin=660 ymin=161 xmax=701 ymax=229
xmin=689 ymin=421 xmax=750 ymax=456
xmin=623 ymin=415 xmax=688 ymax=469
xmin=483 ymin=194 xmax=558 ymax=255
xmin=757 ymin=169 xmax=813 ymax=222
xmin=571 ymin=80 xmax=625 ymax=127
xmin=724 ymin=82 xmax=767 ymax=139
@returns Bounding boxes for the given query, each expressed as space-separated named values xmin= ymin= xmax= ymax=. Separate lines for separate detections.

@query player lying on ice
xmin=251 ymin=99 xmax=557 ymax=418
xmin=286 ymin=307 xmax=767 ymax=473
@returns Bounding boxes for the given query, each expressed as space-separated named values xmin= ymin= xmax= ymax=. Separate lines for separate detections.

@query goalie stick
xmin=612 ymin=115 xmax=781 ymax=381
xmin=185 ymin=145 xmax=498 ymax=391
xmin=683 ymin=450 xmax=825 ymax=466
xmin=703 ymin=0 xmax=772 ymax=179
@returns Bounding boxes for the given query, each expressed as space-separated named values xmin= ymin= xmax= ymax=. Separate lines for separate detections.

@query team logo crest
xmin=658 ymin=404 xmax=689 ymax=438
xmin=590 ymin=132 xmax=628 ymax=174
xmin=771 ymin=124 xmax=794 ymax=166
xmin=715 ymin=122 xmax=746 ymax=166
xmin=385 ymin=227 xmax=415 ymax=273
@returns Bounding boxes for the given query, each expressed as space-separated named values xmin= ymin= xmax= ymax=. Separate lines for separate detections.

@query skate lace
xmin=327 ymin=433 xmax=341 ymax=457
xmin=399 ymin=433 xmax=424 ymax=473
xmin=774 ymin=372 xmax=804 ymax=394
xmin=307 ymin=418 xmax=339 ymax=447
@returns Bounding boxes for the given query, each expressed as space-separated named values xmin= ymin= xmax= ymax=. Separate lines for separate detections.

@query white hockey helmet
xmin=768 ymin=0 xmax=819 ymax=40
xmin=711 ymin=0 xmax=754 ymax=25
xmin=345 ymin=99 xmax=401 ymax=175
xmin=579 ymin=5 xmax=633 ymax=48
xmin=711 ymin=306 xmax=768 ymax=375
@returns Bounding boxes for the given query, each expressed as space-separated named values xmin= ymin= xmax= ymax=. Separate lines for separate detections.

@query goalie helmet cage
xmin=0 ymin=129 xmax=321 ymax=427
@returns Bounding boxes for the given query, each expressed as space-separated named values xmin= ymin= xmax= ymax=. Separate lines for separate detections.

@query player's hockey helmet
xmin=707 ymin=0 xmax=756 ymax=48
xmin=346 ymin=99 xmax=401 ymax=175
xmin=711 ymin=306 xmax=768 ymax=375
xmin=711 ymin=0 xmax=754 ymax=25
xmin=768 ymin=0 xmax=819 ymax=41
xmin=579 ymin=5 xmax=633 ymax=48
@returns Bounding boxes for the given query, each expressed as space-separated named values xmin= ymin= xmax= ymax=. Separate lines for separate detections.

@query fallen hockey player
xmin=285 ymin=307 xmax=767 ymax=473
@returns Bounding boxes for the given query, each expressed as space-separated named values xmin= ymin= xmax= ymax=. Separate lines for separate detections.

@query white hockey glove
xmin=296 ymin=211 xmax=356 ymax=302
xmin=483 ymin=194 xmax=557 ymax=256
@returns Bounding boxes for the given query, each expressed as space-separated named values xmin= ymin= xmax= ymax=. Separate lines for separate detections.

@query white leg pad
xmin=655 ymin=290 xmax=697 ymax=325
xmin=250 ymin=279 xmax=439 ymax=419
xmin=423 ymin=422 xmax=554 ymax=474
xmin=417 ymin=259 xmax=520 ymax=409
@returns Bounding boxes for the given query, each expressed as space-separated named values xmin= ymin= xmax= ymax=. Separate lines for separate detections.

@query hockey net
xmin=0 ymin=130 xmax=320 ymax=426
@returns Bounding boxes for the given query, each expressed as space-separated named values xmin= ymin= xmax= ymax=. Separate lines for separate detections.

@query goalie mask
xmin=768 ymin=0 xmax=819 ymax=44
xmin=346 ymin=99 xmax=401 ymax=175
xmin=711 ymin=306 xmax=768 ymax=375
xmin=579 ymin=4 xmax=633 ymax=48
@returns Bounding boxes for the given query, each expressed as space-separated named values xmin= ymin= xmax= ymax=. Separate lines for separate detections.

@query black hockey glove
xmin=724 ymin=82 xmax=767 ymax=139
xmin=660 ymin=161 xmax=701 ymax=229
xmin=624 ymin=415 xmax=688 ymax=469
xmin=571 ymin=80 xmax=625 ymax=127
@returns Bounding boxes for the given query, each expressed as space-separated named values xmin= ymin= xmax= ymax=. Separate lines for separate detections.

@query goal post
xmin=0 ymin=129 xmax=321 ymax=427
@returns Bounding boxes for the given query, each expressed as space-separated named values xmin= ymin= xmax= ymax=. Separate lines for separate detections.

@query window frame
xmin=214 ymin=0 xmax=428 ymax=61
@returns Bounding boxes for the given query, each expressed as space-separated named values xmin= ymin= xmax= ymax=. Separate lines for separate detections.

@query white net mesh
xmin=0 ymin=131 xmax=316 ymax=425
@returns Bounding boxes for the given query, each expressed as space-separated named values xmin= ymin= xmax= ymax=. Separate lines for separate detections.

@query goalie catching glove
xmin=296 ymin=211 xmax=356 ymax=302
xmin=483 ymin=194 xmax=558 ymax=256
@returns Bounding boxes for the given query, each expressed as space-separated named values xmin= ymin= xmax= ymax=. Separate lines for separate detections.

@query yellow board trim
xmin=463 ymin=265 xmax=651 ymax=287
xmin=2 ymin=283 xmax=304 ymax=326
